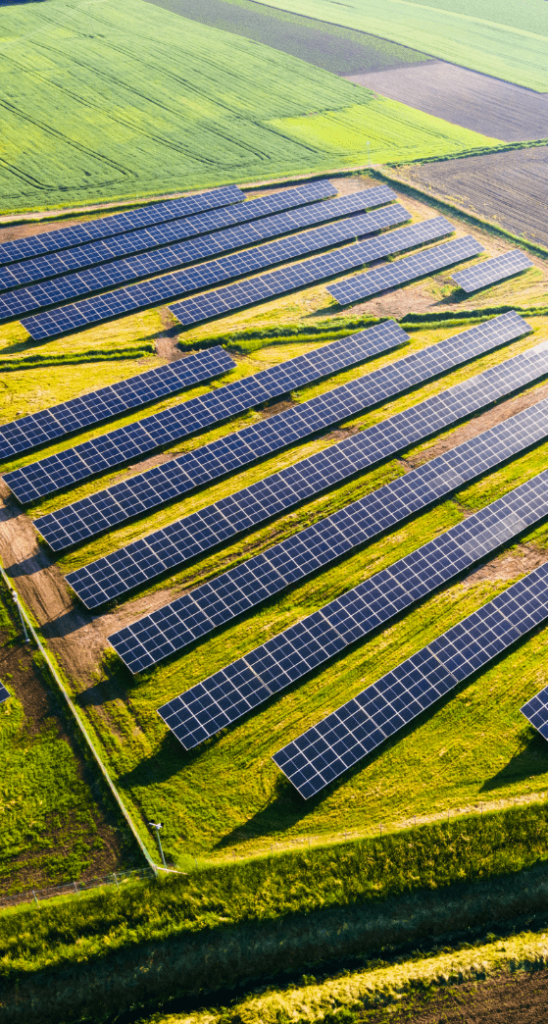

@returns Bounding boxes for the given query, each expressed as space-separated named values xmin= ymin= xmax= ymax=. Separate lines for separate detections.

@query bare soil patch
xmin=348 ymin=63 xmax=548 ymax=143
xmin=371 ymin=967 xmax=548 ymax=1023
xmin=398 ymin=147 xmax=548 ymax=250
xmin=146 ymin=0 xmax=434 ymax=76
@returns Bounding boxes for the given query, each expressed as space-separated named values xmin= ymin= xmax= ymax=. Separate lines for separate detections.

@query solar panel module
xmin=0 ymin=189 xmax=394 ymax=322
xmin=327 ymin=236 xmax=484 ymax=306
xmin=157 ymin=472 xmax=548 ymax=755
xmin=21 ymin=203 xmax=416 ymax=341
xmin=64 ymin=312 xmax=533 ymax=605
xmin=0 ymin=347 xmax=235 ymax=460
xmin=110 ymin=362 xmax=548 ymax=677
xmin=0 ymin=682 xmax=10 ymax=704
xmin=0 ymin=185 xmax=245 ymax=267
xmin=452 ymin=250 xmax=534 ymax=294
xmin=275 ymin=560 xmax=548 ymax=798
xmin=167 ymin=217 xmax=455 ymax=329
xmin=6 ymin=325 xmax=405 ymax=505
xmin=0 ymin=180 xmax=339 ymax=293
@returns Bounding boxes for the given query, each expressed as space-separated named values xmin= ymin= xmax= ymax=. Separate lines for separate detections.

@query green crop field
xmin=257 ymin=0 xmax=548 ymax=92
xmin=0 ymin=0 xmax=499 ymax=213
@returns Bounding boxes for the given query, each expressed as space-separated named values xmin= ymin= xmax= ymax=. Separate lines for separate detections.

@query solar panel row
xmin=327 ymin=236 xmax=484 ymax=305
xmin=0 ymin=180 xmax=339 ymax=293
xmin=522 ymin=686 xmax=548 ymax=740
xmin=274 ymin=559 xmax=548 ymax=798
xmin=6 ymin=326 xmax=403 ymax=505
xmin=110 ymin=376 xmax=548 ymax=676
xmin=158 ymin=472 xmax=548 ymax=756
xmin=0 ymin=189 xmax=389 ymax=322
xmin=21 ymin=204 xmax=416 ymax=342
xmin=64 ymin=312 xmax=532 ymax=604
xmin=452 ymin=250 xmax=534 ymax=294
xmin=0 ymin=682 xmax=10 ymax=704
xmin=0 ymin=185 xmax=245 ymax=267
xmin=167 ymin=218 xmax=458 ymax=329
xmin=0 ymin=347 xmax=235 ymax=461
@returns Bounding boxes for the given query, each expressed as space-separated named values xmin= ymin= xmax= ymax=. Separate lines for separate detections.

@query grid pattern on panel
xmin=7 ymin=328 xmax=400 ymax=505
xmin=21 ymin=204 xmax=419 ymax=341
xmin=0 ymin=347 xmax=235 ymax=461
xmin=0 ymin=181 xmax=339 ymax=293
xmin=0 ymin=190 xmax=386 ymax=322
xmin=110 ymin=367 xmax=548 ymax=677
xmin=327 ymin=236 xmax=484 ymax=305
xmin=65 ymin=312 xmax=532 ymax=604
xmin=168 ymin=218 xmax=455 ymax=329
xmin=0 ymin=682 xmax=9 ymax=704
xmin=157 ymin=474 xmax=548 ymax=753
xmin=0 ymin=186 xmax=244 ymax=267
xmin=275 ymin=561 xmax=548 ymax=798
xmin=522 ymin=686 xmax=548 ymax=741
xmin=452 ymin=250 xmax=534 ymax=294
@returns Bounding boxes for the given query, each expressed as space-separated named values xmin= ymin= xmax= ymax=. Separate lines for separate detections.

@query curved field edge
xmin=4 ymin=802 xmax=548 ymax=1021
xmin=254 ymin=0 xmax=548 ymax=92
xmin=0 ymin=0 xmax=498 ymax=213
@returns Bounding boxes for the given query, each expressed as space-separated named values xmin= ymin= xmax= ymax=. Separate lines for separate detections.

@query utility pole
xmin=149 ymin=822 xmax=167 ymax=868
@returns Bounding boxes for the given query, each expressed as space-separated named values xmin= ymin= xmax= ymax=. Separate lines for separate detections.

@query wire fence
xmin=0 ymin=867 xmax=156 ymax=911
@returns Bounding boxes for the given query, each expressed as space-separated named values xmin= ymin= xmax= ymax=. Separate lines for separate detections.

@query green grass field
xmin=0 ymin=0 xmax=499 ymax=213
xmin=257 ymin=0 xmax=548 ymax=91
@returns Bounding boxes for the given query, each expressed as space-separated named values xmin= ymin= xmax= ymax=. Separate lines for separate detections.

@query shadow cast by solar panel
xmin=480 ymin=732 xmax=548 ymax=792
xmin=1 ymin=323 xmax=175 ymax=358
xmin=117 ymin=730 xmax=220 ymax=789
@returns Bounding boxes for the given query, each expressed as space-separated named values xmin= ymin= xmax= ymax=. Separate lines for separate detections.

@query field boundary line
xmin=0 ymin=560 xmax=163 ymax=876
xmin=369 ymin=167 xmax=548 ymax=259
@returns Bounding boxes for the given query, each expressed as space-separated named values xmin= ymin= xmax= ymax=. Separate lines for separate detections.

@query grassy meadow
xmin=258 ymin=0 xmax=548 ymax=92
xmin=0 ymin=0 xmax=500 ymax=213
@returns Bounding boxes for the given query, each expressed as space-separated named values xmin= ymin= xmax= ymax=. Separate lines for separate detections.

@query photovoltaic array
xmin=0 ymin=347 xmax=235 ymax=460
xmin=521 ymin=686 xmax=548 ymax=740
xmin=158 ymin=472 xmax=548 ymax=754
xmin=0 ymin=185 xmax=244 ymax=266
xmin=65 ymin=311 xmax=532 ymax=605
xmin=0 ymin=683 xmax=9 ymax=705
xmin=21 ymin=204 xmax=414 ymax=342
xmin=0 ymin=180 xmax=338 ymax=293
xmin=274 ymin=560 xmax=548 ymax=798
xmin=327 ymin=236 xmax=484 ymax=306
xmin=7 ymin=326 xmax=404 ymax=506
xmin=0 ymin=189 xmax=392 ymax=322
xmin=167 ymin=218 xmax=455 ymax=329
xmin=111 ymin=370 xmax=548 ymax=676
xmin=452 ymin=250 xmax=534 ymax=294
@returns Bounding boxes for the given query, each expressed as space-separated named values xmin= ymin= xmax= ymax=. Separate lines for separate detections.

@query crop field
xmin=0 ymin=0 xmax=497 ymax=215
xmin=1 ymin=176 xmax=548 ymax=877
xmin=398 ymin=146 xmax=548 ymax=251
xmin=348 ymin=63 xmax=548 ymax=143
xmin=0 ymin=578 xmax=136 ymax=896
xmin=149 ymin=0 xmax=435 ymax=76
xmin=256 ymin=0 xmax=548 ymax=91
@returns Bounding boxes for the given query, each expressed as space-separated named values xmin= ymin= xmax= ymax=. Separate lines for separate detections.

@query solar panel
xmin=452 ymin=250 xmax=534 ymax=294
xmin=110 ymin=371 xmax=548 ymax=676
xmin=0 ymin=180 xmax=340 ymax=293
xmin=0 ymin=347 xmax=235 ymax=461
xmin=0 ymin=186 xmax=245 ymax=267
xmin=21 ymin=204 xmax=418 ymax=342
xmin=327 ymin=236 xmax=484 ymax=305
xmin=521 ymin=686 xmax=548 ymax=741
xmin=0 ymin=682 xmax=10 ymax=704
xmin=158 ymin=472 xmax=548 ymax=754
xmin=167 ymin=218 xmax=455 ymax=330
xmin=6 ymin=326 xmax=403 ymax=505
xmin=64 ymin=311 xmax=533 ymax=603
xmin=275 ymin=559 xmax=548 ymax=798
xmin=0 ymin=189 xmax=391 ymax=322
